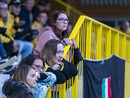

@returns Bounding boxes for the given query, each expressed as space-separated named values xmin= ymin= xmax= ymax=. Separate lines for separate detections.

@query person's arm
xmin=0 ymin=34 xmax=11 ymax=43
xmin=62 ymin=59 xmax=78 ymax=80
xmin=74 ymin=48 xmax=83 ymax=65
xmin=46 ymin=68 xmax=66 ymax=84
xmin=14 ymin=29 xmax=31 ymax=39
xmin=71 ymin=38 xmax=83 ymax=65
xmin=38 ymin=72 xmax=57 ymax=86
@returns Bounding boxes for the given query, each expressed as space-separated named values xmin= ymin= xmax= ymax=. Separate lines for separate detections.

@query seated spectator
xmin=40 ymin=39 xmax=83 ymax=84
xmin=18 ymin=0 xmax=34 ymax=31
xmin=33 ymin=10 xmax=72 ymax=55
xmin=31 ymin=11 xmax=48 ymax=47
xmin=8 ymin=0 xmax=33 ymax=59
xmin=2 ymin=65 xmax=38 ymax=98
xmin=0 ymin=2 xmax=19 ymax=57
xmin=116 ymin=21 xmax=130 ymax=35
xmin=32 ymin=0 xmax=51 ymax=21
xmin=19 ymin=54 xmax=56 ymax=98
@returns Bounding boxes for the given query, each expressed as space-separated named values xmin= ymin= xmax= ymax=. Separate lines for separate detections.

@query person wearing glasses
xmin=20 ymin=54 xmax=56 ymax=98
xmin=33 ymin=10 xmax=72 ymax=55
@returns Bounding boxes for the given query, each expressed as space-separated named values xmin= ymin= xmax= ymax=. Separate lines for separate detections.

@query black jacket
xmin=45 ymin=48 xmax=83 ymax=84
xmin=2 ymin=80 xmax=33 ymax=98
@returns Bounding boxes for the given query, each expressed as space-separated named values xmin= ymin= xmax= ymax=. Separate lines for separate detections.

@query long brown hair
xmin=40 ymin=39 xmax=62 ymax=67
xmin=13 ymin=64 xmax=35 ymax=90
xmin=51 ymin=10 xmax=69 ymax=40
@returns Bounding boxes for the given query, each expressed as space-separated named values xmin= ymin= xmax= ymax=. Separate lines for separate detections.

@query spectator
xmin=9 ymin=0 xmax=33 ymax=59
xmin=39 ymin=39 xmax=82 ymax=97
xmin=2 ymin=65 xmax=38 ymax=98
xmin=32 ymin=0 xmax=51 ymax=21
xmin=18 ymin=0 xmax=34 ymax=31
xmin=33 ymin=10 xmax=72 ymax=55
xmin=0 ymin=2 xmax=19 ymax=57
xmin=31 ymin=11 xmax=48 ymax=47
xmin=40 ymin=39 xmax=83 ymax=83
xmin=116 ymin=21 xmax=130 ymax=35
xmin=20 ymin=54 xmax=56 ymax=98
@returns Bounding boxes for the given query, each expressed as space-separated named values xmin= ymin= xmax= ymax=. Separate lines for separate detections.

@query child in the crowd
xmin=31 ymin=11 xmax=48 ymax=47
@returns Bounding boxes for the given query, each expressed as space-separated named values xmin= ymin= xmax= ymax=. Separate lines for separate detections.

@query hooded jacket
xmin=33 ymin=26 xmax=59 ymax=55
xmin=2 ymin=80 xmax=33 ymax=98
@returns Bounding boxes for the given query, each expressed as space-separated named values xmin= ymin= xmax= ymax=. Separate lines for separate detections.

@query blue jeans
xmin=0 ymin=36 xmax=7 ymax=57
xmin=15 ymin=40 xmax=33 ymax=59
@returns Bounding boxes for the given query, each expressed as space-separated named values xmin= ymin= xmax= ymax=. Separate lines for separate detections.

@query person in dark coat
xmin=2 ymin=65 xmax=38 ymax=98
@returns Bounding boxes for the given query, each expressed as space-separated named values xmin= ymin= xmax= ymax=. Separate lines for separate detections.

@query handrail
xmin=64 ymin=15 xmax=130 ymax=59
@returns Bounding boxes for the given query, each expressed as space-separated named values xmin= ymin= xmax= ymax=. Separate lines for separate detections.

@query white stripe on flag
xmin=105 ymin=79 xmax=108 ymax=98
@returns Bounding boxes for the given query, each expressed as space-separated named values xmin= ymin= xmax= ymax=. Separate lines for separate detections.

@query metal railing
xmin=46 ymin=15 xmax=130 ymax=98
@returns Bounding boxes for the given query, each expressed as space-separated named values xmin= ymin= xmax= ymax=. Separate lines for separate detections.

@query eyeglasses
xmin=33 ymin=64 xmax=44 ymax=70
xmin=56 ymin=18 xmax=69 ymax=23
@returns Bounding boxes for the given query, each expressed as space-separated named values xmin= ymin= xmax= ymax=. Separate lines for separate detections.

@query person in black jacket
xmin=40 ymin=39 xmax=83 ymax=84
xmin=2 ymin=65 xmax=38 ymax=98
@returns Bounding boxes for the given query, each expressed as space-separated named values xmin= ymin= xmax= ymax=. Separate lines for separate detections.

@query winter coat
xmin=2 ymin=80 xmax=33 ymax=98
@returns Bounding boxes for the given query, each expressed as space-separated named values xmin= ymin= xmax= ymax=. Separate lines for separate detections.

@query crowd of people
xmin=0 ymin=0 xmax=80 ymax=98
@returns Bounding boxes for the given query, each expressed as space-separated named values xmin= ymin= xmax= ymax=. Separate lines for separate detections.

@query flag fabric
xmin=102 ymin=77 xmax=111 ymax=98
xmin=83 ymin=54 xmax=125 ymax=98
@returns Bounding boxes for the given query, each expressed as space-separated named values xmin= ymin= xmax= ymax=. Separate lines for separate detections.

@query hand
xmin=13 ymin=41 xmax=19 ymax=53
xmin=31 ymin=24 xmax=43 ymax=31
xmin=71 ymin=38 xmax=77 ymax=49
xmin=15 ymin=20 xmax=25 ymax=27
xmin=51 ymin=64 xmax=60 ymax=70
xmin=36 ymin=72 xmax=40 ymax=78
xmin=63 ymin=38 xmax=73 ymax=45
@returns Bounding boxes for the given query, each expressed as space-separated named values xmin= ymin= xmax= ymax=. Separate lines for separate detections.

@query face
xmin=26 ymin=68 xmax=38 ymax=88
xmin=0 ymin=8 xmax=8 ymax=18
xmin=26 ymin=69 xmax=38 ymax=88
xmin=122 ymin=22 xmax=129 ymax=32
xmin=55 ymin=13 xmax=69 ymax=32
xmin=24 ymin=0 xmax=33 ymax=12
xmin=53 ymin=43 xmax=64 ymax=64
xmin=37 ymin=13 xmax=48 ymax=25
xmin=32 ymin=59 xmax=43 ymax=73
xmin=37 ymin=5 xmax=46 ymax=11
xmin=11 ymin=5 xmax=21 ymax=16
xmin=45 ymin=3 xmax=51 ymax=11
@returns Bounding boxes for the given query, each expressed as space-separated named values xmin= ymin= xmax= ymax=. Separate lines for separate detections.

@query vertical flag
xmin=102 ymin=77 xmax=111 ymax=98
xmin=83 ymin=54 xmax=125 ymax=98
